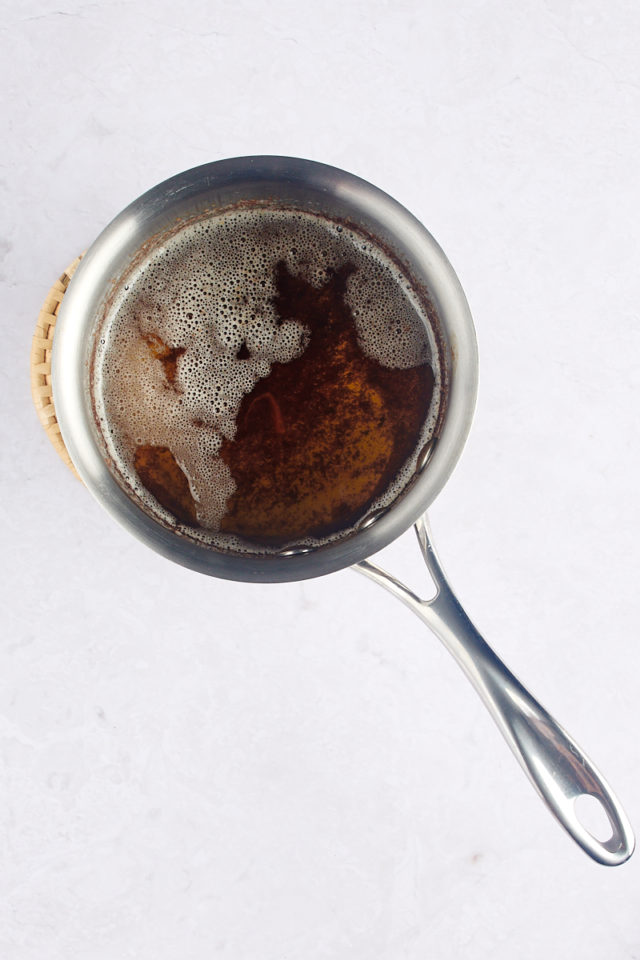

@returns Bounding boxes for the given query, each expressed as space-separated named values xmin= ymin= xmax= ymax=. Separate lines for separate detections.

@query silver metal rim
xmin=52 ymin=156 xmax=478 ymax=582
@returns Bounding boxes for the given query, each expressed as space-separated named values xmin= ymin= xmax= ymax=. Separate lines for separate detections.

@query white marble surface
xmin=3 ymin=0 xmax=640 ymax=957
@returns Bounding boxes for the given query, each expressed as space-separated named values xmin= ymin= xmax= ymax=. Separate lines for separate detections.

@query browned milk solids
xmin=92 ymin=207 xmax=445 ymax=552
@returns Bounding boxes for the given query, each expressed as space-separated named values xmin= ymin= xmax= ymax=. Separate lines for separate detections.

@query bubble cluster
xmin=92 ymin=206 xmax=444 ymax=552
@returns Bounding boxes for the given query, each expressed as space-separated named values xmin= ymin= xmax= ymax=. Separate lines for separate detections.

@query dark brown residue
xmin=141 ymin=330 xmax=186 ymax=387
xmin=217 ymin=261 xmax=434 ymax=545
xmin=133 ymin=445 xmax=198 ymax=525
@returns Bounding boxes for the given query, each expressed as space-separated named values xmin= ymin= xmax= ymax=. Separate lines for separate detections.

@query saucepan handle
xmin=355 ymin=514 xmax=634 ymax=866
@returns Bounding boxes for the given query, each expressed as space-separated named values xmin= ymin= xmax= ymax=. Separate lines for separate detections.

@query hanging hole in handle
xmin=574 ymin=794 xmax=614 ymax=843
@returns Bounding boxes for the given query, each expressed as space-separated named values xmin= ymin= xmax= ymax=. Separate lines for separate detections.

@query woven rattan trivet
xmin=30 ymin=255 xmax=84 ymax=479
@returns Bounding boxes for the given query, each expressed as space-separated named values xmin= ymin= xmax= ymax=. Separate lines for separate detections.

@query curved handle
xmin=356 ymin=515 xmax=634 ymax=866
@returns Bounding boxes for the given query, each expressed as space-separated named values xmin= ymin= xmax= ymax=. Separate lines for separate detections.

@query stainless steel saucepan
xmin=52 ymin=156 xmax=634 ymax=865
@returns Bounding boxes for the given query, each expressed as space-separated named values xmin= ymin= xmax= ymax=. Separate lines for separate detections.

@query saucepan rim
xmin=52 ymin=156 xmax=478 ymax=582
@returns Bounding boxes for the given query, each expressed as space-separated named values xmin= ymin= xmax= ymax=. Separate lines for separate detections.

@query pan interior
xmin=90 ymin=201 xmax=446 ymax=559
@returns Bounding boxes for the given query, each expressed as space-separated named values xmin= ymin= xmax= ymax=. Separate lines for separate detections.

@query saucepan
xmin=51 ymin=156 xmax=633 ymax=865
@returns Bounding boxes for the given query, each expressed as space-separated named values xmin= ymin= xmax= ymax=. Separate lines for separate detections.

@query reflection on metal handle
xmin=355 ymin=514 xmax=634 ymax=866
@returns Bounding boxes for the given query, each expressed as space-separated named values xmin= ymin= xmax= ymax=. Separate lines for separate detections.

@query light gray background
xmin=3 ymin=1 xmax=640 ymax=957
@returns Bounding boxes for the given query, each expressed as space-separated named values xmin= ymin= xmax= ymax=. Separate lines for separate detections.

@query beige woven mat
xmin=30 ymin=256 xmax=84 ymax=479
